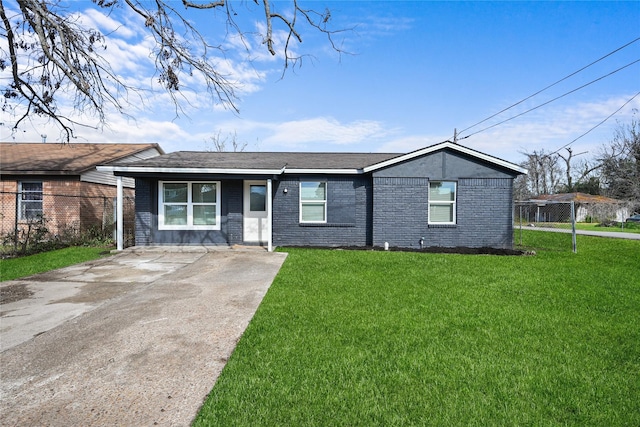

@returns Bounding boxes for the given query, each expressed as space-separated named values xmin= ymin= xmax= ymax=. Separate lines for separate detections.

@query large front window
xmin=159 ymin=181 xmax=220 ymax=230
xmin=300 ymin=181 xmax=327 ymax=223
xmin=19 ymin=181 xmax=43 ymax=220
xmin=429 ymin=181 xmax=456 ymax=224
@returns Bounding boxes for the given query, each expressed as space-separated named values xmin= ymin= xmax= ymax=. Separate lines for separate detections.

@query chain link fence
xmin=514 ymin=199 xmax=638 ymax=253
xmin=1 ymin=191 xmax=135 ymax=256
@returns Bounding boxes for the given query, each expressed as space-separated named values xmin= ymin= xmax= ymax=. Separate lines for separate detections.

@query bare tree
xmin=205 ymin=130 xmax=247 ymax=152
xmin=556 ymin=147 xmax=601 ymax=193
xmin=1 ymin=0 xmax=344 ymax=141
xmin=597 ymin=113 xmax=640 ymax=203
xmin=519 ymin=149 xmax=562 ymax=196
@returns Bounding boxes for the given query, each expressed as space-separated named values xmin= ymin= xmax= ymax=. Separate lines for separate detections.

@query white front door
xmin=243 ymin=180 xmax=269 ymax=243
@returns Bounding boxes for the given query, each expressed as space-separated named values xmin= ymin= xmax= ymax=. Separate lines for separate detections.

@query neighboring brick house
xmin=0 ymin=143 xmax=164 ymax=237
xmin=100 ymin=141 xmax=527 ymax=250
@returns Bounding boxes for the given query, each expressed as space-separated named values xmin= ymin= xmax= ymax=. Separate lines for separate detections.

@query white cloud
xmin=259 ymin=117 xmax=387 ymax=148
xmin=359 ymin=94 xmax=640 ymax=163
xmin=376 ymin=134 xmax=450 ymax=154
xmin=461 ymin=94 xmax=640 ymax=161
xmin=79 ymin=7 xmax=138 ymax=39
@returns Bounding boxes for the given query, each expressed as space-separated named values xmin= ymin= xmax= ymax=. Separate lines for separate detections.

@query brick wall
xmin=1 ymin=178 xmax=134 ymax=238
xmin=373 ymin=177 xmax=514 ymax=249
xmin=272 ymin=176 xmax=372 ymax=247
xmin=456 ymin=178 xmax=514 ymax=248
xmin=134 ymin=178 xmax=153 ymax=245
xmin=129 ymin=172 xmax=516 ymax=249
xmin=0 ymin=181 xmax=18 ymax=235
xmin=372 ymin=177 xmax=429 ymax=248
xmin=136 ymin=179 xmax=237 ymax=246
xmin=225 ymin=180 xmax=243 ymax=245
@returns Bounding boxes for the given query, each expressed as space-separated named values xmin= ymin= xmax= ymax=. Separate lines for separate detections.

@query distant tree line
xmin=515 ymin=112 xmax=640 ymax=212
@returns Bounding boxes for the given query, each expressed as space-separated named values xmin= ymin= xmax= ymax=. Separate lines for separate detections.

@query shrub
xmin=1 ymin=216 xmax=113 ymax=258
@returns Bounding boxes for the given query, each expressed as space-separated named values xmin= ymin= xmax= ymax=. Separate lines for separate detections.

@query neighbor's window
xmin=18 ymin=181 xmax=43 ymax=220
xmin=300 ymin=181 xmax=327 ymax=223
xmin=159 ymin=181 xmax=220 ymax=230
xmin=429 ymin=181 xmax=456 ymax=224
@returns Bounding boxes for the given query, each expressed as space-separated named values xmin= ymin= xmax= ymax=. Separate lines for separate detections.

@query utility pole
xmin=453 ymin=128 xmax=458 ymax=143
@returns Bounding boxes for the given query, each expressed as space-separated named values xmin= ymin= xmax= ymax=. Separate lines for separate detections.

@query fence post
xmin=519 ymin=204 xmax=523 ymax=246
xmin=570 ymin=201 xmax=577 ymax=254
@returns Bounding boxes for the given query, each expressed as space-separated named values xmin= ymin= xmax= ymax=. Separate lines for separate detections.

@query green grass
xmin=520 ymin=221 xmax=640 ymax=234
xmin=576 ymin=222 xmax=640 ymax=233
xmin=195 ymin=231 xmax=640 ymax=426
xmin=0 ymin=245 xmax=113 ymax=282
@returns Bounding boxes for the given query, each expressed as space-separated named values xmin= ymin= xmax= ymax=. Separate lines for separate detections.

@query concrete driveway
xmin=0 ymin=247 xmax=287 ymax=426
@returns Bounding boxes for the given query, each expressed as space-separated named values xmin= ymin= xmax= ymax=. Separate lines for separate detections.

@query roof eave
xmin=98 ymin=165 xmax=363 ymax=175
xmin=284 ymin=168 xmax=362 ymax=174
xmin=97 ymin=166 xmax=286 ymax=175
xmin=0 ymin=170 xmax=81 ymax=176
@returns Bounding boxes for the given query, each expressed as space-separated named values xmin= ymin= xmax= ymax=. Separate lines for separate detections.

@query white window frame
xmin=299 ymin=181 xmax=327 ymax=224
xmin=18 ymin=181 xmax=43 ymax=220
xmin=428 ymin=181 xmax=457 ymax=225
xmin=158 ymin=181 xmax=221 ymax=230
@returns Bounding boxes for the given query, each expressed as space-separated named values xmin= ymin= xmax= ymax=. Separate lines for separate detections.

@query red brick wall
xmin=0 ymin=178 xmax=134 ymax=237
xmin=0 ymin=181 xmax=18 ymax=235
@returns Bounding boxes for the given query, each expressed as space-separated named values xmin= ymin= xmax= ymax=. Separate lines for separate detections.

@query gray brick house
xmin=99 ymin=142 xmax=527 ymax=251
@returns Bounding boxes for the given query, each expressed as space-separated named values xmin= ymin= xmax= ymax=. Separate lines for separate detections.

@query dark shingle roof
xmin=116 ymin=151 xmax=402 ymax=170
xmin=99 ymin=142 xmax=527 ymax=176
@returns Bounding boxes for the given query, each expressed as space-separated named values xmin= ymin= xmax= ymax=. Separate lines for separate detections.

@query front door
xmin=243 ymin=180 xmax=269 ymax=244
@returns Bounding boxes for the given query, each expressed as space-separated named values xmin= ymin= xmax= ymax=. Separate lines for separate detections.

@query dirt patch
xmin=284 ymin=245 xmax=532 ymax=256
xmin=0 ymin=283 xmax=34 ymax=304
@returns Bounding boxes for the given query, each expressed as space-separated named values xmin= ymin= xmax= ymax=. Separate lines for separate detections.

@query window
xmin=429 ymin=181 xmax=456 ymax=224
xmin=300 ymin=181 xmax=327 ymax=223
xmin=249 ymin=184 xmax=266 ymax=212
xmin=159 ymin=181 xmax=220 ymax=230
xmin=19 ymin=182 xmax=43 ymax=220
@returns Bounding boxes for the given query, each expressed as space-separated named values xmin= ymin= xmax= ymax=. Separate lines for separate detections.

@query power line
xmin=457 ymin=37 xmax=640 ymax=137
xmin=547 ymin=90 xmax=640 ymax=156
xmin=459 ymin=58 xmax=640 ymax=139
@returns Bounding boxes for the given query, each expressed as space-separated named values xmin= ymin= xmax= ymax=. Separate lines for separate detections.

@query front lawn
xmin=195 ymin=231 xmax=640 ymax=426
xmin=0 ymin=245 xmax=113 ymax=282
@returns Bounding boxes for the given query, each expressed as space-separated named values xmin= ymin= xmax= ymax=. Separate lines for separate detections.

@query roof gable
xmin=363 ymin=141 xmax=527 ymax=175
xmin=0 ymin=143 xmax=164 ymax=176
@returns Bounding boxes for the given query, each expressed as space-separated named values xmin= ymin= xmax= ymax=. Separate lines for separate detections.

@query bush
xmin=596 ymin=220 xmax=620 ymax=228
xmin=1 ymin=216 xmax=113 ymax=258
xmin=623 ymin=221 xmax=640 ymax=230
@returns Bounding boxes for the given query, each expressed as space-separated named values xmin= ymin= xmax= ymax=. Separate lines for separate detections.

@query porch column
xmin=116 ymin=175 xmax=124 ymax=251
xmin=267 ymin=178 xmax=273 ymax=252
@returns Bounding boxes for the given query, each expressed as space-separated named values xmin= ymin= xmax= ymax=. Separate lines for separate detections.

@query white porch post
xmin=267 ymin=178 xmax=273 ymax=252
xmin=116 ymin=176 xmax=124 ymax=251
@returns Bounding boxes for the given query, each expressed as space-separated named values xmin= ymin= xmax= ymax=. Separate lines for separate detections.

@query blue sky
xmin=2 ymin=1 xmax=639 ymax=164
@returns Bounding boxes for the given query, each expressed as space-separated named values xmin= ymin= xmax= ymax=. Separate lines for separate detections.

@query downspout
xmin=267 ymin=178 xmax=273 ymax=252
xmin=116 ymin=176 xmax=124 ymax=251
